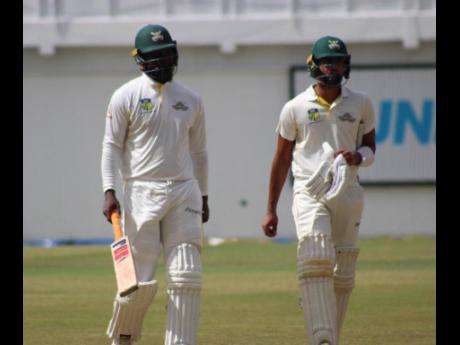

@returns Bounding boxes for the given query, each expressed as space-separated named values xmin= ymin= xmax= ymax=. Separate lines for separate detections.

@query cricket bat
xmin=110 ymin=212 xmax=138 ymax=297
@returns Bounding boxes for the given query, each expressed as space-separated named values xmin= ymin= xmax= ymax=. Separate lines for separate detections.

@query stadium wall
xmin=23 ymin=41 xmax=436 ymax=240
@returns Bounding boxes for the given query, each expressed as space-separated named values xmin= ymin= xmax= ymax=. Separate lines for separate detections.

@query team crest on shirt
xmin=307 ymin=108 xmax=322 ymax=122
xmin=172 ymin=101 xmax=189 ymax=111
xmin=139 ymin=98 xmax=153 ymax=113
xmin=338 ymin=112 xmax=356 ymax=122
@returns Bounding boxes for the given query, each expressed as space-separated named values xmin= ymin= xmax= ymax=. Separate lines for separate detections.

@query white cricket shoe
xmin=111 ymin=335 xmax=132 ymax=345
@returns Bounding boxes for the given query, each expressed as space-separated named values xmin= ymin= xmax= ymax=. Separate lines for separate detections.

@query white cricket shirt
xmin=101 ymin=74 xmax=208 ymax=194
xmin=276 ymin=84 xmax=375 ymax=192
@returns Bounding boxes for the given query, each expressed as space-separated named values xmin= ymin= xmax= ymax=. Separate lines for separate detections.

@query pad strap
xmin=334 ymin=246 xmax=359 ymax=291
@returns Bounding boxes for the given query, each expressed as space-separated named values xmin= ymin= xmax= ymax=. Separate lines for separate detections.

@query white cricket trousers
xmin=292 ymin=184 xmax=365 ymax=246
xmin=122 ymin=179 xmax=203 ymax=282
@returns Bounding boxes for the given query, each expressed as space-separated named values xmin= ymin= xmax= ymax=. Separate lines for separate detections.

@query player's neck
xmin=313 ymin=84 xmax=341 ymax=104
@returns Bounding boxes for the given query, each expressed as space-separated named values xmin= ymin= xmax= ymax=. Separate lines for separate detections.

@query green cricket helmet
xmin=307 ymin=36 xmax=351 ymax=86
xmin=132 ymin=24 xmax=178 ymax=84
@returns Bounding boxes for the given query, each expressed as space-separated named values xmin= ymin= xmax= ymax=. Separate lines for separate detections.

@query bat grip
xmin=111 ymin=212 xmax=123 ymax=240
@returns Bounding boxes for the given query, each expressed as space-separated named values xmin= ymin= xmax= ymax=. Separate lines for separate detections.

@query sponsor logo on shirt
xmin=172 ymin=101 xmax=189 ymax=111
xmin=185 ymin=206 xmax=202 ymax=215
xmin=139 ymin=98 xmax=153 ymax=112
xmin=338 ymin=112 xmax=356 ymax=122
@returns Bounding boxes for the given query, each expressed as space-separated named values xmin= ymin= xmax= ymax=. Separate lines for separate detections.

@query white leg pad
xmin=165 ymin=243 xmax=202 ymax=345
xmin=107 ymin=280 xmax=158 ymax=342
xmin=334 ymin=246 xmax=360 ymax=336
xmin=297 ymin=234 xmax=338 ymax=345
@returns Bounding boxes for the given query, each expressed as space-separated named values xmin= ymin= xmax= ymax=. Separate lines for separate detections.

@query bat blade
xmin=110 ymin=212 xmax=138 ymax=297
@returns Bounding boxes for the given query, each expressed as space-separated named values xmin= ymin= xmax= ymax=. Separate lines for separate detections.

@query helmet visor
xmin=134 ymin=48 xmax=178 ymax=73
xmin=317 ymin=57 xmax=348 ymax=77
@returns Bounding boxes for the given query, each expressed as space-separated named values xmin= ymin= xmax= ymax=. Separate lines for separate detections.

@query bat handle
xmin=111 ymin=212 xmax=123 ymax=240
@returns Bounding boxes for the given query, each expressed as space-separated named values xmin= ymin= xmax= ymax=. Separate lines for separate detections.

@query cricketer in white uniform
xmin=261 ymin=36 xmax=376 ymax=345
xmin=101 ymin=24 xmax=209 ymax=345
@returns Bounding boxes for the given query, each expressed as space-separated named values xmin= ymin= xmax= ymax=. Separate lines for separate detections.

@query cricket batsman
xmin=101 ymin=24 xmax=209 ymax=345
xmin=261 ymin=36 xmax=376 ymax=345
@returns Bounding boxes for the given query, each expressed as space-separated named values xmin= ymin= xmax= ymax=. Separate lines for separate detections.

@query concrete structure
xmin=23 ymin=0 xmax=436 ymax=241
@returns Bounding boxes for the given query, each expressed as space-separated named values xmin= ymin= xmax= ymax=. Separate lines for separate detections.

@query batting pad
xmin=334 ymin=246 xmax=360 ymax=336
xmin=107 ymin=280 xmax=158 ymax=342
xmin=297 ymin=234 xmax=338 ymax=345
xmin=165 ymin=243 xmax=202 ymax=345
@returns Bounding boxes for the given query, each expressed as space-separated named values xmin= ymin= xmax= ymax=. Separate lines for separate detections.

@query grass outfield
xmin=24 ymin=236 xmax=435 ymax=345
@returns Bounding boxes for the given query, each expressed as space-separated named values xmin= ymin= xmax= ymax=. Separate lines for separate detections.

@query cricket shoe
xmin=112 ymin=335 xmax=132 ymax=345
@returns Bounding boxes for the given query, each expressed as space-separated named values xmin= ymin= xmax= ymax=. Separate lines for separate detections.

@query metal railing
xmin=23 ymin=0 xmax=436 ymax=18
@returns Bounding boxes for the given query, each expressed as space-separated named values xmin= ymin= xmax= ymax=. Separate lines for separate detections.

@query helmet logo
xmin=328 ymin=40 xmax=341 ymax=50
xmin=151 ymin=31 xmax=164 ymax=42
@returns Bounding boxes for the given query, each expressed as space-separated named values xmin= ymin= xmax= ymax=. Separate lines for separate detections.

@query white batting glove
xmin=304 ymin=142 xmax=335 ymax=199
xmin=321 ymin=154 xmax=351 ymax=203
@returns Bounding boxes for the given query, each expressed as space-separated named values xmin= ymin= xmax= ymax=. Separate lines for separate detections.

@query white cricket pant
xmin=122 ymin=179 xmax=203 ymax=282
xmin=292 ymin=184 xmax=364 ymax=246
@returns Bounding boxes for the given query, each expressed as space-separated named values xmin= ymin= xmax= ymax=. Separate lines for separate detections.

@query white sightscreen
xmin=292 ymin=65 xmax=436 ymax=183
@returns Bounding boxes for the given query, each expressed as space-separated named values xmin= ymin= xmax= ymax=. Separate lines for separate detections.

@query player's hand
xmin=103 ymin=190 xmax=121 ymax=223
xmin=261 ymin=212 xmax=278 ymax=238
xmin=335 ymin=149 xmax=362 ymax=166
xmin=202 ymin=196 xmax=209 ymax=223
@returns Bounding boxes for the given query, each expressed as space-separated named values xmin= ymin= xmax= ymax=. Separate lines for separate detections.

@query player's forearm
xmin=266 ymin=155 xmax=292 ymax=213
xmin=191 ymin=150 xmax=208 ymax=195
xmin=101 ymin=111 xmax=127 ymax=193
xmin=101 ymin=142 xmax=122 ymax=193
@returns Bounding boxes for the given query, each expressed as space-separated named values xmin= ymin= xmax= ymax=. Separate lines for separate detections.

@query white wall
xmin=361 ymin=185 xmax=435 ymax=236
xmin=23 ymin=42 xmax=436 ymax=240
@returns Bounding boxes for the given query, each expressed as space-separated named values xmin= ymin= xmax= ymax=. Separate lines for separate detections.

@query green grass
xmin=24 ymin=236 xmax=435 ymax=345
